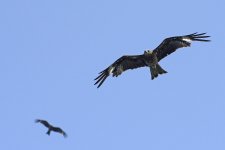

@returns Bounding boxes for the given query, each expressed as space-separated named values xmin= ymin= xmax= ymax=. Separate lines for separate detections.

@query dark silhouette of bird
xmin=35 ymin=119 xmax=67 ymax=138
xmin=94 ymin=32 xmax=210 ymax=88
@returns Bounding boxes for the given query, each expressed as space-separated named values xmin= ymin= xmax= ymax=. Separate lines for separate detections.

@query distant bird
xmin=94 ymin=32 xmax=210 ymax=88
xmin=35 ymin=119 xmax=67 ymax=138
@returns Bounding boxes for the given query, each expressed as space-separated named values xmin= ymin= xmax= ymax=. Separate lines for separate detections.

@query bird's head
xmin=144 ymin=50 xmax=153 ymax=54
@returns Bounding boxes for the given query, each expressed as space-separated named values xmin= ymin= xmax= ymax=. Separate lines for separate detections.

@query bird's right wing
xmin=35 ymin=119 xmax=51 ymax=128
xmin=94 ymin=54 xmax=147 ymax=88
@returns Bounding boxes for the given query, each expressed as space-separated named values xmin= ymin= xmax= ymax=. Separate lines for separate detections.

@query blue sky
xmin=0 ymin=0 xmax=225 ymax=150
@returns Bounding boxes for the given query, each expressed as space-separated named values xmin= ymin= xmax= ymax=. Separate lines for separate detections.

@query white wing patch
xmin=109 ymin=66 xmax=115 ymax=75
xmin=182 ymin=37 xmax=192 ymax=42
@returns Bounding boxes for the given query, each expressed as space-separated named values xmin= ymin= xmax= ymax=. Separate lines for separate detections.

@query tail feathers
xmin=46 ymin=129 xmax=51 ymax=135
xmin=150 ymin=67 xmax=158 ymax=80
xmin=156 ymin=64 xmax=167 ymax=74
xmin=150 ymin=64 xmax=167 ymax=80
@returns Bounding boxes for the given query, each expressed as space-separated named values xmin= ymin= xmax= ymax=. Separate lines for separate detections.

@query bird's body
xmin=94 ymin=33 xmax=210 ymax=88
xmin=35 ymin=119 xmax=67 ymax=138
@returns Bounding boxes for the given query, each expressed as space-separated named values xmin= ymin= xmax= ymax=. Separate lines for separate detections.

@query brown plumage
xmin=35 ymin=119 xmax=67 ymax=138
xmin=94 ymin=32 xmax=210 ymax=88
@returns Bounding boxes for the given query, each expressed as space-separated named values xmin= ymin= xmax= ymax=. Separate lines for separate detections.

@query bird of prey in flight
xmin=35 ymin=119 xmax=67 ymax=138
xmin=94 ymin=32 xmax=210 ymax=88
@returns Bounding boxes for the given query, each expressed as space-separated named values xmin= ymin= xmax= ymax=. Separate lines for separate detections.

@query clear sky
xmin=0 ymin=0 xmax=225 ymax=150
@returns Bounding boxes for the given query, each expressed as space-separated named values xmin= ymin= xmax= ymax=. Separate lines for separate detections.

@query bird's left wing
xmin=153 ymin=32 xmax=210 ymax=61
xmin=53 ymin=127 xmax=67 ymax=138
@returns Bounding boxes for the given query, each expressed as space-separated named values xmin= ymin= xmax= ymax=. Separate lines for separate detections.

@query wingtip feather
xmin=35 ymin=119 xmax=40 ymax=123
xmin=94 ymin=69 xmax=109 ymax=88
xmin=189 ymin=32 xmax=210 ymax=42
xmin=97 ymin=75 xmax=108 ymax=88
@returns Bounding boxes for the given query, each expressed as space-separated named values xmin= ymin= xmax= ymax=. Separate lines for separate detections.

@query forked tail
xmin=46 ymin=129 xmax=51 ymax=135
xmin=150 ymin=64 xmax=167 ymax=80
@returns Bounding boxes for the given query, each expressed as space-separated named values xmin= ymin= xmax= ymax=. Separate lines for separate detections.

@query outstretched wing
xmin=94 ymin=54 xmax=147 ymax=88
xmin=52 ymin=127 xmax=67 ymax=138
xmin=35 ymin=119 xmax=51 ymax=128
xmin=153 ymin=32 xmax=210 ymax=61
